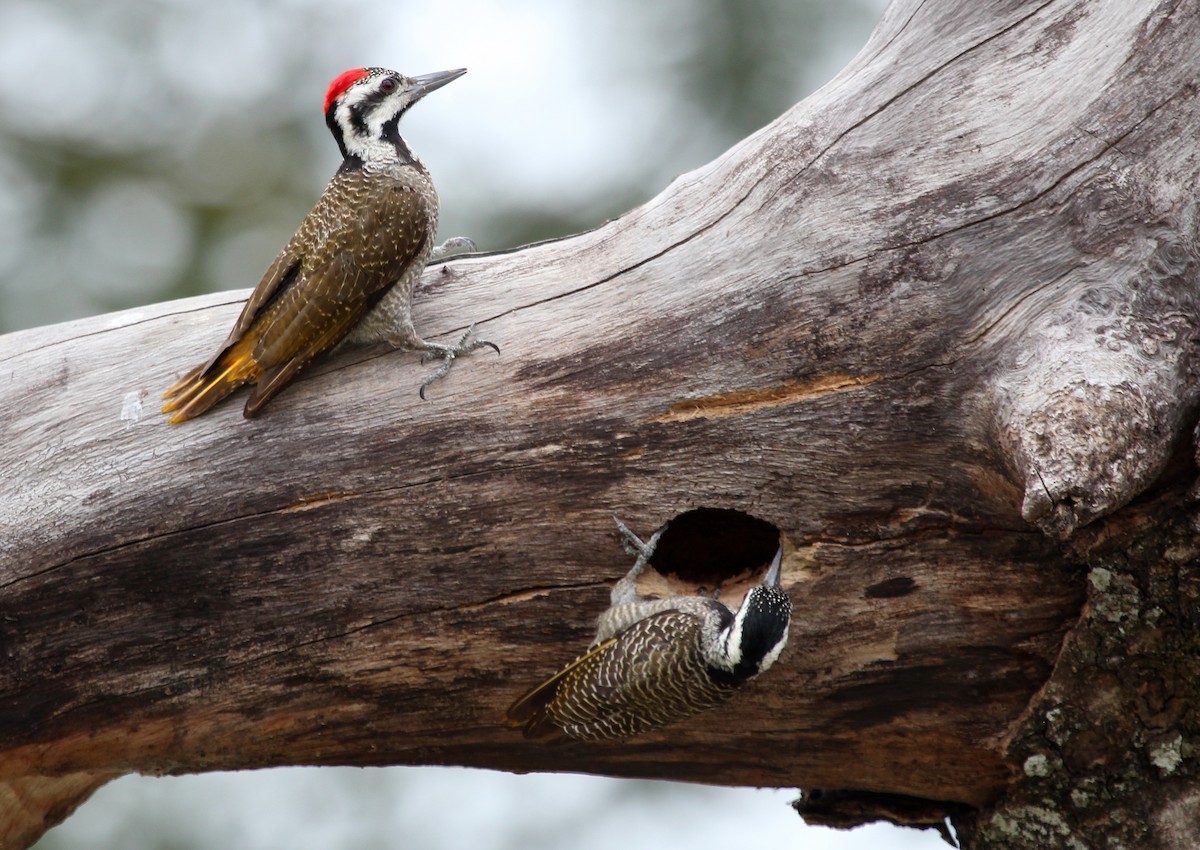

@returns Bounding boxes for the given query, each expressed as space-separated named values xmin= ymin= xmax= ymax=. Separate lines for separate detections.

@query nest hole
xmin=646 ymin=507 xmax=781 ymax=596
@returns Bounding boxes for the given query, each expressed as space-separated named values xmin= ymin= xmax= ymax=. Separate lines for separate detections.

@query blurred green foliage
xmin=0 ymin=0 xmax=883 ymax=334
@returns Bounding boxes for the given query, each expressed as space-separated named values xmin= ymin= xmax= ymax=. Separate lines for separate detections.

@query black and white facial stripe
xmin=324 ymin=68 xmax=464 ymax=170
xmin=709 ymin=547 xmax=791 ymax=682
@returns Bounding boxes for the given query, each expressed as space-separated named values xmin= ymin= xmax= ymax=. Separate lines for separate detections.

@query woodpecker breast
xmin=505 ymin=543 xmax=791 ymax=741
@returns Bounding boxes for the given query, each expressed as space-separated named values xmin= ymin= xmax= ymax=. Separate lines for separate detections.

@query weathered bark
xmin=2 ymin=0 xmax=1198 ymax=847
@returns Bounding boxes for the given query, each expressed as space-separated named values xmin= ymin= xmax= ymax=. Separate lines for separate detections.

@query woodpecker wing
xmin=242 ymin=176 xmax=430 ymax=413
xmin=507 ymin=611 xmax=737 ymax=741
xmin=503 ymin=637 xmax=620 ymax=739
xmin=161 ymin=233 xmax=303 ymax=405
xmin=242 ymin=258 xmax=374 ymax=415
xmin=229 ymin=243 xmax=304 ymax=349
xmin=238 ymin=168 xmax=429 ymax=350
xmin=551 ymin=611 xmax=729 ymax=740
xmin=163 ymin=170 xmax=430 ymax=422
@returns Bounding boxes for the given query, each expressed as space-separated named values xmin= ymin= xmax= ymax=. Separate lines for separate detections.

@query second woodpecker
xmin=163 ymin=66 xmax=494 ymax=424
xmin=505 ymin=518 xmax=792 ymax=740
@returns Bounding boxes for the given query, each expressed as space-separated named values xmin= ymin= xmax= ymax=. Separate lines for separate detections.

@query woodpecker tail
xmin=161 ymin=336 xmax=261 ymax=424
xmin=503 ymin=676 xmax=562 ymax=739
xmin=503 ymin=637 xmax=619 ymax=739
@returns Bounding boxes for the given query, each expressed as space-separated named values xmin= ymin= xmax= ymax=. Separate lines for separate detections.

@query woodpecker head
xmin=323 ymin=66 xmax=465 ymax=166
xmin=711 ymin=547 xmax=792 ymax=681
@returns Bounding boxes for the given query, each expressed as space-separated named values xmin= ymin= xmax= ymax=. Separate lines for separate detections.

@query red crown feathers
xmin=323 ymin=68 xmax=370 ymax=114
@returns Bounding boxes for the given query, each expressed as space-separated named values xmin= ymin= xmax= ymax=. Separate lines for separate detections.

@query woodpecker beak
xmin=763 ymin=547 xmax=783 ymax=587
xmin=409 ymin=68 xmax=466 ymax=102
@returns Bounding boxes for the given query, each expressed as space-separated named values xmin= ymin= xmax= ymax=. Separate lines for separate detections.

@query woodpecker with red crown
xmin=162 ymin=66 xmax=495 ymax=424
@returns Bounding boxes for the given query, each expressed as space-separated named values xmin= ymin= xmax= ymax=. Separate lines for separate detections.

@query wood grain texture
xmin=3 ymin=1 xmax=1199 ymax=847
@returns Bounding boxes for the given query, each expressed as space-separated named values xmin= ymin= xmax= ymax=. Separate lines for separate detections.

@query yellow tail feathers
xmin=161 ymin=338 xmax=260 ymax=424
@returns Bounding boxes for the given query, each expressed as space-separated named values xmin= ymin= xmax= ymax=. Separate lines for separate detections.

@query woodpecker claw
xmin=431 ymin=235 xmax=477 ymax=260
xmin=608 ymin=515 xmax=666 ymax=609
xmin=610 ymin=515 xmax=666 ymax=574
xmin=418 ymin=324 xmax=500 ymax=399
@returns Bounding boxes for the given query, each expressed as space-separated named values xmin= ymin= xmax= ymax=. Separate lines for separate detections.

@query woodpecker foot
xmin=418 ymin=324 xmax=500 ymax=399
xmin=608 ymin=515 xmax=668 ymax=607
xmin=611 ymin=514 xmax=665 ymax=568
xmin=431 ymin=236 xmax=477 ymax=260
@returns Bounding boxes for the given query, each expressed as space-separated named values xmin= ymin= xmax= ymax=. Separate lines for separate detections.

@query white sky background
xmin=11 ymin=0 xmax=950 ymax=848
xmin=40 ymin=768 xmax=948 ymax=850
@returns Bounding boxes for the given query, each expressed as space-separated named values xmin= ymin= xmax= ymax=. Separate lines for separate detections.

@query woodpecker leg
xmin=418 ymin=324 xmax=500 ymax=399
xmin=430 ymin=236 xmax=477 ymax=260
xmin=609 ymin=515 xmax=667 ymax=606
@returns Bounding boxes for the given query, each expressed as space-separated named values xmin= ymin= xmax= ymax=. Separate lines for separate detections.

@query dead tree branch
xmin=3 ymin=1 xmax=1199 ymax=847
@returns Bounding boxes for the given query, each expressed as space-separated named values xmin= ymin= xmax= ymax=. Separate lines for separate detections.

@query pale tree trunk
xmin=2 ymin=0 xmax=1199 ymax=848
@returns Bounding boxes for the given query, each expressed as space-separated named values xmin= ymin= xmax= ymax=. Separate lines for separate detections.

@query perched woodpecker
xmin=504 ymin=517 xmax=792 ymax=740
xmin=162 ymin=66 xmax=495 ymax=424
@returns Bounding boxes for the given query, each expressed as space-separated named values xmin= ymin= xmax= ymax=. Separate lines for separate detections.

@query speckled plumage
xmin=343 ymin=174 xmax=436 ymax=348
xmin=162 ymin=67 xmax=465 ymax=423
xmin=505 ymin=521 xmax=792 ymax=741
xmin=511 ymin=610 xmax=740 ymax=740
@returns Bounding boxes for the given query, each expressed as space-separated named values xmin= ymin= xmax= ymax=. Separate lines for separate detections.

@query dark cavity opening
xmin=649 ymin=507 xmax=780 ymax=590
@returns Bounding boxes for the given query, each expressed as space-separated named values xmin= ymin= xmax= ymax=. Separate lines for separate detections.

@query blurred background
xmin=0 ymin=0 xmax=891 ymax=333
xmin=7 ymin=0 xmax=949 ymax=847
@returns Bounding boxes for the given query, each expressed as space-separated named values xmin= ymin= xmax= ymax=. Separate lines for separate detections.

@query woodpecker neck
xmin=327 ymin=109 xmax=423 ymax=172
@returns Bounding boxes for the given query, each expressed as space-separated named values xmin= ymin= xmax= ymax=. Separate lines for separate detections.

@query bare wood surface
xmin=3 ymin=1 xmax=1199 ymax=847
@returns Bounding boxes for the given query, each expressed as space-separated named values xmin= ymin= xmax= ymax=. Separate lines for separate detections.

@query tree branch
xmin=3 ymin=1 xmax=1199 ymax=847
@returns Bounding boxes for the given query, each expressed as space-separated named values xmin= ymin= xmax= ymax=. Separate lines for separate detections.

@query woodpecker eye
xmin=379 ymin=77 xmax=399 ymax=94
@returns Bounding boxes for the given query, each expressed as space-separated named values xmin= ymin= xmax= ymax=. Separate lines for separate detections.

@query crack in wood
xmin=446 ymin=581 xmax=607 ymax=614
xmin=649 ymin=373 xmax=881 ymax=423
xmin=960 ymin=268 xmax=1079 ymax=348
xmin=760 ymin=0 xmax=1059 ymax=214
xmin=278 ymin=491 xmax=356 ymax=513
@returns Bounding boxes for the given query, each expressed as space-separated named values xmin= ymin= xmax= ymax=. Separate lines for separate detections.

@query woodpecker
xmin=504 ymin=517 xmax=792 ymax=740
xmin=162 ymin=66 xmax=495 ymax=424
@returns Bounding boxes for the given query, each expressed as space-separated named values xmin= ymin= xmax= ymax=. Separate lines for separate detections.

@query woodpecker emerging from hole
xmin=162 ymin=66 xmax=496 ymax=424
xmin=504 ymin=516 xmax=792 ymax=740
